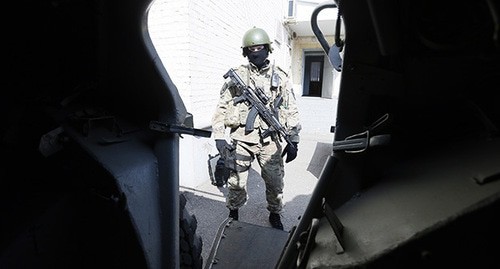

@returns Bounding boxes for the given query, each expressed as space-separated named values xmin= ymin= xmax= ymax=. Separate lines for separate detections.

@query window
xmin=288 ymin=0 xmax=295 ymax=17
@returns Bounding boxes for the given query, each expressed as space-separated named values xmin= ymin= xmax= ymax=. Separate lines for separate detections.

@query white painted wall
xmin=295 ymin=0 xmax=337 ymax=22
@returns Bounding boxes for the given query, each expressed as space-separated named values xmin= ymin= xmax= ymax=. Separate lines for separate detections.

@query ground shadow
xmin=307 ymin=142 xmax=332 ymax=178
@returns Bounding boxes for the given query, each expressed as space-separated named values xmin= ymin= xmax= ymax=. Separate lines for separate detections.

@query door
xmin=303 ymin=55 xmax=324 ymax=97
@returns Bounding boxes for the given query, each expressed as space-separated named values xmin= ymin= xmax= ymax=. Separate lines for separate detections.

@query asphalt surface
xmin=180 ymin=132 xmax=334 ymax=267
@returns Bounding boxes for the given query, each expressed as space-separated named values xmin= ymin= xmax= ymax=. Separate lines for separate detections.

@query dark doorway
xmin=303 ymin=55 xmax=324 ymax=97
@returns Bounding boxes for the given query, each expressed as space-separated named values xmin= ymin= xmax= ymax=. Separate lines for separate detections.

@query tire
xmin=180 ymin=194 xmax=203 ymax=269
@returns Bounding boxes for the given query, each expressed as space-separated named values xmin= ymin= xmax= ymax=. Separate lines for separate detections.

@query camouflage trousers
xmin=226 ymin=139 xmax=285 ymax=214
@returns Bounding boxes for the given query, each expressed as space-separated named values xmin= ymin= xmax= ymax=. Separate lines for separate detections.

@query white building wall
xmin=148 ymin=1 xmax=191 ymax=108
xmin=295 ymin=0 xmax=336 ymax=22
xmin=148 ymin=0 xmax=290 ymax=188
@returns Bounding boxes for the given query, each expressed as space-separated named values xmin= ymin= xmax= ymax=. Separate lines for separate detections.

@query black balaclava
xmin=247 ymin=48 xmax=269 ymax=69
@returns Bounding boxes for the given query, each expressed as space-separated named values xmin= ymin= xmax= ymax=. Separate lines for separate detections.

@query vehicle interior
xmin=2 ymin=0 xmax=200 ymax=268
xmin=277 ymin=0 xmax=500 ymax=268
xmin=2 ymin=0 xmax=500 ymax=268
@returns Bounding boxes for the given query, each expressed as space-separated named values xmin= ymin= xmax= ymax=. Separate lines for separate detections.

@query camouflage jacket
xmin=212 ymin=61 xmax=301 ymax=144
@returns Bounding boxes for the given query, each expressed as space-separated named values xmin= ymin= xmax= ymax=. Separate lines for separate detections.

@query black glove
xmin=281 ymin=142 xmax=298 ymax=163
xmin=215 ymin=139 xmax=230 ymax=155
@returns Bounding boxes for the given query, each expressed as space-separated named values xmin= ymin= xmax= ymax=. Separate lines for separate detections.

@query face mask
xmin=247 ymin=49 xmax=269 ymax=69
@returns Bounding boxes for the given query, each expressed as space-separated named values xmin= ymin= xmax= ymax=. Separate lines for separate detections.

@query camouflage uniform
xmin=212 ymin=60 xmax=301 ymax=214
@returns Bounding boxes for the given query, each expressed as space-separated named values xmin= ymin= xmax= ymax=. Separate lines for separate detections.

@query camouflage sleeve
xmin=281 ymin=77 xmax=301 ymax=143
xmin=211 ymin=82 xmax=232 ymax=140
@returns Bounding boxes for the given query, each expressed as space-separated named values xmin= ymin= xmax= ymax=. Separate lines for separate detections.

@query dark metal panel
xmin=206 ymin=219 xmax=290 ymax=269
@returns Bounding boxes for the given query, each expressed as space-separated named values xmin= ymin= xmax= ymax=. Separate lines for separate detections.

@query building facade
xmin=148 ymin=0 xmax=341 ymax=187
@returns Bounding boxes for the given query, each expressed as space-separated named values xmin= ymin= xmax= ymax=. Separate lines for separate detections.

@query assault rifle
xmin=223 ymin=68 xmax=296 ymax=151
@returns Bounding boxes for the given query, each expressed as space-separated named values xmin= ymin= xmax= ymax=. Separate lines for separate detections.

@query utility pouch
xmin=224 ymin=101 xmax=241 ymax=128
xmin=271 ymin=72 xmax=280 ymax=89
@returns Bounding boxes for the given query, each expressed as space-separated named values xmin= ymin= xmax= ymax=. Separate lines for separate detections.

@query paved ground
xmin=180 ymin=131 xmax=335 ymax=268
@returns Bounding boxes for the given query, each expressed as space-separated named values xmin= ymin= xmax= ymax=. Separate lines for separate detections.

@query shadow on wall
xmin=307 ymin=142 xmax=332 ymax=178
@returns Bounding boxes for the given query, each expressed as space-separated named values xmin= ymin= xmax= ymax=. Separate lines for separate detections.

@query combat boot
xmin=269 ymin=213 xmax=283 ymax=230
xmin=229 ymin=209 xmax=239 ymax=220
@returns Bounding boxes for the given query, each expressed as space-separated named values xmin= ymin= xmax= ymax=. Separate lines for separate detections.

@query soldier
xmin=211 ymin=27 xmax=301 ymax=230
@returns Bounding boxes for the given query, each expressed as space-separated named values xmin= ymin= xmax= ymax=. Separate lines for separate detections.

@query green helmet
xmin=242 ymin=27 xmax=273 ymax=53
